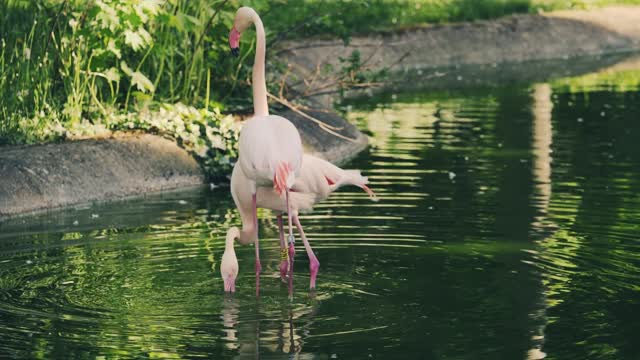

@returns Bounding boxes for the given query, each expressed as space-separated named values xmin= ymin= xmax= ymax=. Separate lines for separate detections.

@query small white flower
xmin=124 ymin=29 xmax=145 ymax=51
xmin=104 ymin=67 xmax=120 ymax=83
xmin=23 ymin=47 xmax=31 ymax=60
xmin=141 ymin=0 xmax=164 ymax=16
xmin=194 ymin=143 xmax=209 ymax=158
xmin=95 ymin=0 xmax=119 ymax=32
xmin=107 ymin=39 xmax=121 ymax=58
xmin=138 ymin=28 xmax=153 ymax=47
xmin=121 ymin=61 xmax=155 ymax=93
xmin=210 ymin=134 xmax=225 ymax=150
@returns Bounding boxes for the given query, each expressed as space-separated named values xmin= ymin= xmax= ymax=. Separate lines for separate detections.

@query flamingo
xmin=229 ymin=6 xmax=303 ymax=294
xmin=231 ymin=154 xmax=377 ymax=290
xmin=221 ymin=227 xmax=240 ymax=292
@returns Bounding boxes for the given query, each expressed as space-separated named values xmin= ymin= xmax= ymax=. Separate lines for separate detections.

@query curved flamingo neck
xmin=251 ymin=14 xmax=268 ymax=117
xmin=225 ymin=235 xmax=236 ymax=251
xmin=239 ymin=227 xmax=257 ymax=245
xmin=236 ymin=206 xmax=257 ymax=245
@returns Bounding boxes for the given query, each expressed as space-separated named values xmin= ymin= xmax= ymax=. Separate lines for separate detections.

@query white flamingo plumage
xmin=229 ymin=7 xmax=303 ymax=294
xmin=231 ymin=154 xmax=377 ymax=290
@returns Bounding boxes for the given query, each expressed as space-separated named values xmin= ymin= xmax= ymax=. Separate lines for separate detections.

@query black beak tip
xmin=230 ymin=47 xmax=240 ymax=57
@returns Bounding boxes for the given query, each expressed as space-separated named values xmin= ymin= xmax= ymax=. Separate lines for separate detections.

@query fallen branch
xmin=266 ymin=92 xmax=357 ymax=143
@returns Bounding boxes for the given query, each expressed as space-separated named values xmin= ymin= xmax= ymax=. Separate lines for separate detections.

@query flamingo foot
xmin=280 ymin=260 xmax=289 ymax=282
xmin=309 ymin=258 xmax=320 ymax=289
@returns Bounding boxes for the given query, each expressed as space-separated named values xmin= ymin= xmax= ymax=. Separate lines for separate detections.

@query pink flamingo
xmin=229 ymin=7 xmax=303 ymax=294
xmin=221 ymin=227 xmax=240 ymax=292
xmin=231 ymin=154 xmax=377 ymax=290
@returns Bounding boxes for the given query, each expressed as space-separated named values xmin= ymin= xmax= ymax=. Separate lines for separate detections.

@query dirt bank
xmin=280 ymin=6 xmax=640 ymax=101
xmin=0 ymin=134 xmax=203 ymax=218
xmin=0 ymin=110 xmax=366 ymax=220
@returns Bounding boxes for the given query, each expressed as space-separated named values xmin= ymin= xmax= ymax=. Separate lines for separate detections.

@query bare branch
xmin=267 ymin=92 xmax=358 ymax=143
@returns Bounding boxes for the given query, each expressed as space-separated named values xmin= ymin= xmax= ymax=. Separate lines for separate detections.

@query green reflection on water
xmin=1 ymin=56 xmax=640 ymax=359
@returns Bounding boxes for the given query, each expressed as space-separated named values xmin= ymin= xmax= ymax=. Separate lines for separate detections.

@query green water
xmin=1 ymin=59 xmax=640 ymax=359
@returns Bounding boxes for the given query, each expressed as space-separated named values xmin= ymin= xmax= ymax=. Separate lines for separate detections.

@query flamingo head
xmin=229 ymin=7 xmax=256 ymax=57
xmin=221 ymin=227 xmax=240 ymax=292
xmin=222 ymin=272 xmax=237 ymax=293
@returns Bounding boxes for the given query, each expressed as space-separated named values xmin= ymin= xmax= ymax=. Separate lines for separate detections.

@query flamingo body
xmin=238 ymin=115 xmax=302 ymax=191
xmin=231 ymin=154 xmax=377 ymax=288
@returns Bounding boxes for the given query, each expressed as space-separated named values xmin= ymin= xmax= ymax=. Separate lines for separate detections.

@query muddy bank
xmin=0 ymin=134 xmax=203 ymax=219
xmin=0 ymin=109 xmax=366 ymax=220
xmin=280 ymin=6 xmax=640 ymax=102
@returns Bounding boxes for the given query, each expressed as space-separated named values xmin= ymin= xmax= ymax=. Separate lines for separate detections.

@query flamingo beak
xmin=223 ymin=276 xmax=236 ymax=292
xmin=229 ymin=26 xmax=241 ymax=57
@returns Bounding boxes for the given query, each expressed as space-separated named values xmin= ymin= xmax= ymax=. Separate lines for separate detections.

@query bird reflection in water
xmin=219 ymin=293 xmax=322 ymax=357
xmin=221 ymin=294 xmax=240 ymax=351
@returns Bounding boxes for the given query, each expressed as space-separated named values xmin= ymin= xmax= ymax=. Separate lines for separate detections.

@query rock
xmin=0 ymin=134 xmax=203 ymax=219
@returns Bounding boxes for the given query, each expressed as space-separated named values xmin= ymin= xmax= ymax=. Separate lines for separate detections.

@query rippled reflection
xmin=1 ymin=59 xmax=640 ymax=358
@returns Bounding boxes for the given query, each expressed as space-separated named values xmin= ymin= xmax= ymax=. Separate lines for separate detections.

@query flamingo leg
xmin=286 ymin=189 xmax=296 ymax=295
xmin=253 ymin=193 xmax=261 ymax=296
xmin=293 ymin=216 xmax=320 ymax=289
xmin=277 ymin=214 xmax=288 ymax=282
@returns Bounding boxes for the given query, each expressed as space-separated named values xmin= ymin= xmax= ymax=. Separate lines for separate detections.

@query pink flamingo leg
xmin=253 ymin=193 xmax=261 ymax=296
xmin=293 ymin=216 xmax=320 ymax=289
xmin=286 ymin=189 xmax=296 ymax=295
xmin=277 ymin=214 xmax=288 ymax=282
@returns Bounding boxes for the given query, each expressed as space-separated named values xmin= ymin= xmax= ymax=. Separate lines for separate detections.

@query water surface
xmin=1 ymin=58 xmax=640 ymax=359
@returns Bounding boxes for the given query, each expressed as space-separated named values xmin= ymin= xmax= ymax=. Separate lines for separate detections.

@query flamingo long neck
xmin=235 ymin=205 xmax=258 ymax=245
xmin=239 ymin=214 xmax=257 ymax=245
xmin=251 ymin=14 xmax=268 ymax=117
xmin=225 ymin=234 xmax=236 ymax=252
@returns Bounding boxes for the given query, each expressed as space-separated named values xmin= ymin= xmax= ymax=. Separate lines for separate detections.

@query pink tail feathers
xmin=274 ymin=162 xmax=294 ymax=196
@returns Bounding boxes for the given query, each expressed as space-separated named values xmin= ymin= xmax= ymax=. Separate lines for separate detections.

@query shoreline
xmin=2 ymin=6 xmax=640 ymax=219
xmin=280 ymin=6 xmax=640 ymax=105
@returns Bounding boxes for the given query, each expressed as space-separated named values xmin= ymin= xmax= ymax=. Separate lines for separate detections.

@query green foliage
xmin=16 ymin=103 xmax=240 ymax=178
xmin=2 ymin=0 xmax=640 ymax=167
xmin=0 ymin=0 xmax=244 ymax=178
xmin=0 ymin=0 xmax=241 ymax=120
xmin=334 ymin=50 xmax=388 ymax=96
xmin=551 ymin=68 xmax=640 ymax=93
